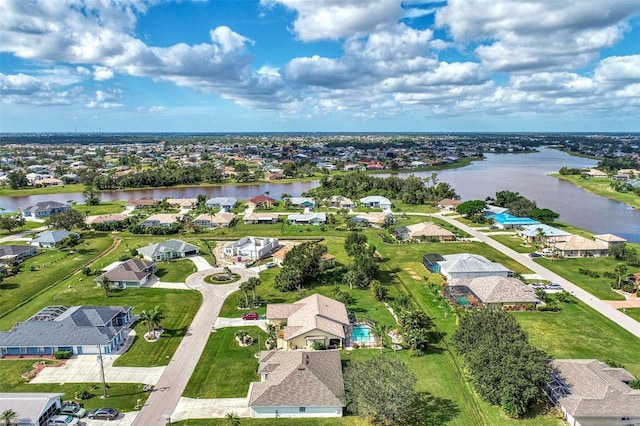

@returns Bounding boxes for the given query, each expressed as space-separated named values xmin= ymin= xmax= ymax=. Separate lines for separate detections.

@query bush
xmin=622 ymin=283 xmax=637 ymax=293
xmin=118 ymin=255 xmax=132 ymax=262
xmin=74 ymin=388 xmax=94 ymax=400
xmin=537 ymin=304 xmax=559 ymax=312
xmin=312 ymin=341 xmax=327 ymax=350
xmin=54 ymin=350 xmax=72 ymax=359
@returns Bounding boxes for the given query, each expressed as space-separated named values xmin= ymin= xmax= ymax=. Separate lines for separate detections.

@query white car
xmin=264 ymin=262 xmax=277 ymax=268
xmin=545 ymin=283 xmax=563 ymax=291
xmin=48 ymin=415 xmax=79 ymax=426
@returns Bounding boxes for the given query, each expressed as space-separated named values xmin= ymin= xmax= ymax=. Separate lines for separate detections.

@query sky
xmin=1 ymin=0 xmax=639 ymax=133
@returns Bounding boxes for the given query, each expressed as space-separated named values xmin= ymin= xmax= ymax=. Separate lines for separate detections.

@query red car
xmin=242 ymin=312 xmax=259 ymax=320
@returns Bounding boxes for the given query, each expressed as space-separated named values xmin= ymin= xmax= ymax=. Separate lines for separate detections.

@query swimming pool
xmin=454 ymin=295 xmax=471 ymax=306
xmin=352 ymin=325 xmax=372 ymax=343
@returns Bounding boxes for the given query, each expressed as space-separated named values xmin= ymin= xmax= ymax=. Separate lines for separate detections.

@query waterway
xmin=2 ymin=147 xmax=638 ymax=242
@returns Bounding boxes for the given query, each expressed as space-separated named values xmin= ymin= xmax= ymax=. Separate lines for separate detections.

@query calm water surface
xmin=2 ymin=148 xmax=638 ymax=242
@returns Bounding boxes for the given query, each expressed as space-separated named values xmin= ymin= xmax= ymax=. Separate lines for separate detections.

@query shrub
xmin=54 ymin=350 xmax=72 ymax=360
xmin=118 ymin=255 xmax=132 ymax=262
xmin=74 ymin=388 xmax=94 ymax=400
xmin=622 ymin=283 xmax=637 ymax=293
xmin=312 ymin=341 xmax=327 ymax=350
xmin=537 ymin=304 xmax=558 ymax=312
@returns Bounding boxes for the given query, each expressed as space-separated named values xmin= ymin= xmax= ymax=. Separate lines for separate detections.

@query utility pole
xmin=97 ymin=345 xmax=108 ymax=398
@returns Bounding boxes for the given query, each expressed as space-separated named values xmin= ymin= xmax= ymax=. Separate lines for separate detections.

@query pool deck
xmin=345 ymin=323 xmax=378 ymax=348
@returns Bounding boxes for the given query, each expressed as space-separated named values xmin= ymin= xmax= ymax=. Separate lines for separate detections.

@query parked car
xmin=244 ymin=260 xmax=257 ymax=268
xmin=530 ymin=282 xmax=545 ymax=289
xmin=529 ymin=252 xmax=542 ymax=258
xmin=489 ymin=225 xmax=499 ymax=229
xmin=88 ymin=407 xmax=119 ymax=420
xmin=242 ymin=312 xmax=259 ymax=320
xmin=48 ymin=415 xmax=79 ymax=426
xmin=546 ymin=283 xmax=563 ymax=290
xmin=264 ymin=261 xmax=277 ymax=268
xmin=59 ymin=402 xmax=87 ymax=418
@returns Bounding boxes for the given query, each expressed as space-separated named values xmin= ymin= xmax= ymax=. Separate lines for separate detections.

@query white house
xmin=359 ymin=196 xmax=392 ymax=210
xmin=0 ymin=393 xmax=63 ymax=426
xmin=224 ymin=236 xmax=279 ymax=260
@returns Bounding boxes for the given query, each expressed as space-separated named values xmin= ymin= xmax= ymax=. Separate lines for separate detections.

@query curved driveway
xmin=132 ymin=261 xmax=258 ymax=425
xmin=430 ymin=213 xmax=640 ymax=339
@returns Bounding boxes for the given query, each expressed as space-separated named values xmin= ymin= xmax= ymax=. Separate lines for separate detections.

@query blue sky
xmin=1 ymin=0 xmax=639 ymax=133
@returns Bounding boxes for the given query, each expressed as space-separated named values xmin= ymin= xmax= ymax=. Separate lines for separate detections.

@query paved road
xmin=132 ymin=264 xmax=258 ymax=425
xmin=431 ymin=213 xmax=640 ymax=339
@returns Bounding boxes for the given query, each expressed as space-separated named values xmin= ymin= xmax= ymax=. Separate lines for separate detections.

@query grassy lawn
xmin=489 ymin=234 xmax=537 ymax=253
xmin=0 ymin=235 xmax=114 ymax=321
xmin=155 ymin=258 xmax=198 ymax=282
xmin=0 ymin=221 xmax=44 ymax=235
xmin=536 ymin=257 xmax=627 ymax=300
xmin=552 ymin=175 xmax=640 ymax=209
xmin=75 ymin=201 xmax=128 ymax=215
xmin=0 ymin=183 xmax=85 ymax=196
xmin=0 ymin=359 xmax=150 ymax=411
xmin=621 ymin=308 xmax=640 ymax=322
xmin=183 ymin=326 xmax=266 ymax=398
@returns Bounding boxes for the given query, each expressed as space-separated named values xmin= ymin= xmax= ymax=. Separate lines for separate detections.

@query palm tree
xmin=139 ymin=309 xmax=154 ymax=336
xmin=246 ymin=277 xmax=261 ymax=306
xmin=0 ymin=409 xmax=17 ymax=426
xmin=239 ymin=281 xmax=251 ymax=307
xmin=224 ymin=412 xmax=241 ymax=426
xmin=150 ymin=305 xmax=165 ymax=331
xmin=100 ymin=275 xmax=112 ymax=298
xmin=139 ymin=306 xmax=165 ymax=337
xmin=372 ymin=321 xmax=391 ymax=354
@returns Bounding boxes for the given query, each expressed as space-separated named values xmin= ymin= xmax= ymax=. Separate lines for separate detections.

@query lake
xmin=2 ymin=147 xmax=638 ymax=242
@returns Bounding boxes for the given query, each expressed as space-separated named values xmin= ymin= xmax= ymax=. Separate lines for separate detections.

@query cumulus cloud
xmin=84 ymin=88 xmax=123 ymax=109
xmin=0 ymin=72 xmax=84 ymax=106
xmin=93 ymin=66 xmax=114 ymax=81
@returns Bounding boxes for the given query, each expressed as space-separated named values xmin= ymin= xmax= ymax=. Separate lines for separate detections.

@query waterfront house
xmin=438 ymin=198 xmax=463 ymax=212
xmin=205 ymin=197 xmax=238 ymax=212
xmin=491 ymin=213 xmax=539 ymax=229
xmin=0 ymin=393 xmax=63 ymax=426
xmin=553 ymin=235 xmax=609 ymax=258
xmin=288 ymin=197 xmax=315 ymax=209
xmin=593 ymin=234 xmax=627 ymax=247
xmin=21 ymin=201 xmax=70 ymax=219
xmin=266 ymin=294 xmax=349 ymax=350
xmin=31 ymin=230 xmax=78 ymax=248
xmin=248 ymin=350 xmax=345 ymax=418
xmin=326 ymin=196 xmax=355 ymax=209
xmin=246 ymin=195 xmax=277 ymax=209
xmin=96 ymin=259 xmax=157 ymax=288
xmin=359 ymin=196 xmax=392 ymax=210
xmin=138 ymin=239 xmax=200 ymax=261
xmin=224 ymin=237 xmax=279 ymax=261
xmin=139 ymin=213 xmax=180 ymax=228
xmin=425 ymin=253 xmax=512 ymax=279
xmin=0 ymin=305 xmax=133 ymax=356
xmin=242 ymin=212 xmax=280 ymax=225
xmin=192 ymin=212 xmax=235 ymax=229
xmin=0 ymin=245 xmax=37 ymax=264
xmin=125 ymin=199 xmax=158 ymax=211
xmin=518 ymin=224 xmax=572 ymax=243
xmin=167 ymin=198 xmax=197 ymax=209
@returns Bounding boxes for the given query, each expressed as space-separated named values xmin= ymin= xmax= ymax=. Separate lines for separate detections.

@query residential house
xmin=438 ymin=198 xmax=463 ymax=212
xmin=266 ymin=294 xmax=349 ymax=350
xmin=449 ymin=276 xmax=539 ymax=309
xmin=0 ymin=393 xmax=63 ymax=426
xmin=483 ymin=205 xmax=509 ymax=218
xmin=167 ymin=198 xmax=197 ymax=209
xmin=326 ymin=196 xmax=355 ymax=209
xmin=31 ymin=230 xmax=78 ymax=248
xmin=85 ymin=214 xmax=128 ymax=226
xmin=553 ymin=236 xmax=610 ymax=258
xmin=545 ymin=359 xmax=640 ymax=426
xmin=125 ymin=199 xmax=158 ymax=211
xmin=138 ymin=239 xmax=200 ymax=261
xmin=359 ymin=196 xmax=392 ymax=210
xmin=192 ymin=213 xmax=235 ymax=229
xmin=491 ymin=213 xmax=539 ymax=229
xmin=224 ymin=237 xmax=279 ymax=261
xmin=349 ymin=213 xmax=388 ymax=227
xmin=0 ymin=305 xmax=133 ymax=356
xmin=272 ymin=246 xmax=290 ymax=266
xmin=593 ymin=234 xmax=627 ymax=247
xmin=0 ymin=245 xmax=37 ymax=264
xmin=320 ymin=253 xmax=336 ymax=270
xmin=400 ymin=222 xmax=455 ymax=242
xmin=265 ymin=172 xmax=286 ymax=180
xmin=97 ymin=259 xmax=157 ymax=288
xmin=287 ymin=212 xmax=327 ymax=226
xmin=519 ymin=224 xmax=572 ymax=243
xmin=248 ymin=350 xmax=345 ymax=418
xmin=21 ymin=201 xmax=70 ymax=219
xmin=272 ymin=247 xmax=335 ymax=270
xmin=242 ymin=212 xmax=280 ymax=225
xmin=205 ymin=197 xmax=238 ymax=212
xmin=246 ymin=195 xmax=276 ymax=209
xmin=425 ymin=253 xmax=512 ymax=279
xmin=288 ymin=197 xmax=315 ymax=209
xmin=139 ymin=213 xmax=180 ymax=228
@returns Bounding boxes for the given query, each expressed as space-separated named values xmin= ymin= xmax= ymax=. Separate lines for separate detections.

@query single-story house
xmin=224 ymin=237 xmax=279 ymax=260
xmin=427 ymin=253 xmax=512 ymax=279
xmin=0 ymin=245 xmax=37 ymax=264
xmin=139 ymin=213 xmax=180 ymax=228
xmin=545 ymin=359 xmax=640 ymax=426
xmin=483 ymin=205 xmax=509 ymax=217
xmin=166 ymin=198 xmax=197 ymax=209
xmin=192 ymin=213 xmax=235 ymax=229
xmin=21 ymin=201 xmax=70 ymax=219
xmin=349 ymin=213 xmax=388 ymax=227
xmin=287 ymin=212 xmax=326 ymax=226
xmin=272 ymin=246 xmax=290 ymax=266
xmin=267 ymin=294 xmax=349 ymax=350
xmin=593 ymin=234 xmax=627 ymax=247
xmin=0 ymin=393 xmax=63 ymax=426
xmin=125 ymin=199 xmax=158 ymax=211
xmin=518 ymin=224 xmax=572 ymax=243
xmin=31 ymin=230 xmax=79 ymax=248
xmin=553 ymin=236 xmax=610 ymax=258
xmin=248 ymin=350 xmax=345 ymax=418
xmin=0 ymin=305 xmax=133 ymax=356
xmin=449 ymin=276 xmax=539 ymax=309
xmin=326 ymin=196 xmax=355 ymax=209
xmin=97 ymin=259 xmax=157 ymax=288
xmin=400 ymin=222 xmax=455 ymax=242
xmin=438 ymin=198 xmax=463 ymax=212
xmin=243 ymin=212 xmax=280 ymax=225
xmin=85 ymin=213 xmax=128 ymax=226
xmin=491 ymin=213 xmax=539 ymax=229
xmin=288 ymin=197 xmax=315 ymax=209
xmin=246 ymin=195 xmax=277 ymax=209
xmin=359 ymin=196 xmax=392 ymax=210
xmin=138 ymin=239 xmax=200 ymax=261
xmin=205 ymin=197 xmax=238 ymax=212
xmin=266 ymin=172 xmax=286 ymax=180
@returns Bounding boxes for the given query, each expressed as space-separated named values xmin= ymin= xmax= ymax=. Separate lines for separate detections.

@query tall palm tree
xmin=372 ymin=321 xmax=391 ymax=354
xmin=246 ymin=277 xmax=261 ymax=305
xmin=239 ymin=281 xmax=251 ymax=307
xmin=0 ymin=409 xmax=17 ymax=426
xmin=139 ymin=309 xmax=154 ymax=336
xmin=150 ymin=305 xmax=165 ymax=331
xmin=224 ymin=412 xmax=241 ymax=426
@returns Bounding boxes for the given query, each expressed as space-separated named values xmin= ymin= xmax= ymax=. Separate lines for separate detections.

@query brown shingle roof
xmin=451 ymin=276 xmax=539 ymax=304
xmin=267 ymin=294 xmax=349 ymax=340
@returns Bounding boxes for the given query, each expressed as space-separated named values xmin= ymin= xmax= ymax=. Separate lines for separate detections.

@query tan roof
xmin=127 ymin=199 xmax=157 ymax=206
xmin=439 ymin=198 xmax=463 ymax=207
xmin=85 ymin=214 xmax=127 ymax=225
xmin=551 ymin=359 xmax=640 ymax=418
xmin=272 ymin=246 xmax=292 ymax=261
xmin=352 ymin=213 xmax=386 ymax=224
xmin=193 ymin=213 xmax=235 ymax=224
xmin=166 ymin=198 xmax=197 ymax=208
xmin=406 ymin=221 xmax=454 ymax=238
xmin=451 ymin=276 xmax=539 ymax=304
xmin=249 ymin=350 xmax=345 ymax=408
xmin=593 ymin=234 xmax=627 ymax=243
xmin=554 ymin=235 xmax=609 ymax=251
xmin=266 ymin=294 xmax=349 ymax=340
xmin=243 ymin=212 xmax=280 ymax=221
xmin=143 ymin=213 xmax=180 ymax=224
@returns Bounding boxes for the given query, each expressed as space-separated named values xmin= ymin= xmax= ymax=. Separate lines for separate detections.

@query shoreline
xmin=550 ymin=174 xmax=640 ymax=210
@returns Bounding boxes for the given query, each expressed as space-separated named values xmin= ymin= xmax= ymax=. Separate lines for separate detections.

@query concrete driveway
xmin=30 ymin=354 xmax=165 ymax=385
xmin=214 ymin=317 xmax=269 ymax=331
xmin=189 ymin=255 xmax=213 ymax=272
xmin=172 ymin=397 xmax=251 ymax=421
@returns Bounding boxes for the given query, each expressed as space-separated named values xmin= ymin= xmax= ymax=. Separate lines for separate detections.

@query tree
xmin=0 ymin=409 xmax=17 ymax=426
xmin=82 ymin=182 xmax=101 ymax=206
xmin=0 ymin=214 xmax=25 ymax=233
xmin=372 ymin=321 xmax=391 ymax=354
xmin=452 ymin=308 xmax=550 ymax=418
xmin=246 ymin=276 xmax=261 ymax=305
xmin=529 ymin=208 xmax=559 ymax=224
xmin=275 ymin=242 xmax=327 ymax=291
xmin=7 ymin=171 xmax=28 ymax=189
xmin=99 ymin=275 xmax=112 ymax=298
xmin=57 ymin=233 xmax=81 ymax=251
xmin=456 ymin=200 xmax=487 ymax=217
xmin=606 ymin=263 xmax=629 ymax=289
xmin=46 ymin=209 xmax=86 ymax=231
xmin=140 ymin=305 xmax=165 ymax=337
xmin=344 ymin=357 xmax=418 ymax=426
xmin=239 ymin=280 xmax=251 ymax=307
xmin=345 ymin=232 xmax=368 ymax=256
xmin=274 ymin=266 xmax=304 ymax=292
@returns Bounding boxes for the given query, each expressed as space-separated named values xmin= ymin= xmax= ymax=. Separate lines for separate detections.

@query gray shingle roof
xmin=451 ymin=276 xmax=539 ymax=304
xmin=249 ymin=350 xmax=345 ymax=408
xmin=22 ymin=201 xmax=70 ymax=213
xmin=0 ymin=245 xmax=35 ymax=257
xmin=138 ymin=239 xmax=199 ymax=258
xmin=100 ymin=259 xmax=155 ymax=283
xmin=440 ymin=254 xmax=510 ymax=274
xmin=267 ymin=294 xmax=349 ymax=340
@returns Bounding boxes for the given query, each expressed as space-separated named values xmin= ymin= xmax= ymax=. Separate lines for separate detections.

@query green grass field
xmin=552 ymin=175 xmax=640 ymax=209
xmin=621 ymin=308 xmax=640 ymax=322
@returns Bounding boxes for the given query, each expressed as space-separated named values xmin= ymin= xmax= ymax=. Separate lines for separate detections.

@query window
xmin=299 ymin=407 xmax=306 ymax=412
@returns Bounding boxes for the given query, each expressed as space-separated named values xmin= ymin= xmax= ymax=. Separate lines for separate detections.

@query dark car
xmin=529 ymin=252 xmax=542 ymax=258
xmin=242 ymin=312 xmax=259 ymax=320
xmin=88 ymin=407 xmax=118 ymax=420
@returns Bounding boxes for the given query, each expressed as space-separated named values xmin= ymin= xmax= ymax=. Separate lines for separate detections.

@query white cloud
xmin=84 ymin=88 xmax=123 ymax=109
